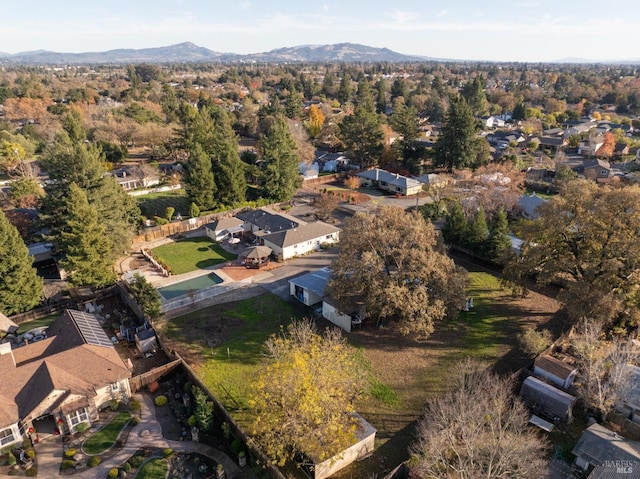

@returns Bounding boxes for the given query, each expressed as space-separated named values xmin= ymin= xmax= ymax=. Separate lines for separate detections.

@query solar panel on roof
xmin=67 ymin=310 xmax=113 ymax=348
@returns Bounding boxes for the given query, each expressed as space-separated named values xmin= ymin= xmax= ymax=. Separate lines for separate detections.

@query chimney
xmin=0 ymin=342 xmax=15 ymax=367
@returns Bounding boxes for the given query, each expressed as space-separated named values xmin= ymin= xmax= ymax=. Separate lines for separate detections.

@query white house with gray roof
xmin=259 ymin=221 xmax=339 ymax=260
xmin=356 ymin=168 xmax=423 ymax=196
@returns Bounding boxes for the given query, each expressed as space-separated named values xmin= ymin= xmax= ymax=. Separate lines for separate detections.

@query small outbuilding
xmin=520 ymin=376 xmax=576 ymax=423
xmin=204 ymin=217 xmax=245 ymax=242
xmin=135 ymin=328 xmax=158 ymax=354
xmin=308 ymin=413 xmax=376 ymax=479
xmin=534 ymin=354 xmax=578 ymax=389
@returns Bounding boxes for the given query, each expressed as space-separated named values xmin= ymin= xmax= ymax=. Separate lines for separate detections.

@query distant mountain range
xmin=0 ymin=42 xmax=432 ymax=65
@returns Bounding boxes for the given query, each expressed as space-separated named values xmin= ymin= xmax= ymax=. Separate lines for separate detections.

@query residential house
xmin=615 ymin=142 xmax=630 ymax=157
xmin=357 ymin=169 xmax=422 ymax=196
xmin=542 ymin=127 xmax=565 ymax=137
xmin=111 ymin=166 xmax=160 ymax=191
xmin=288 ymin=267 xmax=353 ymax=332
xmin=315 ymin=153 xmax=348 ymax=173
xmin=414 ymin=173 xmax=450 ymax=187
xmin=578 ymin=134 xmax=605 ymax=156
xmin=299 ymin=162 xmax=319 ymax=180
xmin=0 ymin=310 xmax=131 ymax=447
xmin=564 ymin=120 xmax=595 ymax=138
xmin=520 ymin=376 xmax=576 ymax=423
xmin=572 ymin=423 xmax=640 ymax=477
xmin=483 ymin=116 xmax=506 ymax=129
xmin=235 ymin=208 xmax=302 ymax=235
xmin=533 ymin=354 xmax=578 ymax=389
xmin=204 ymin=217 xmax=245 ymax=242
xmin=486 ymin=131 xmax=526 ymax=149
xmin=536 ymin=136 xmax=567 ymax=151
xmin=518 ymin=193 xmax=548 ymax=219
xmin=583 ymin=159 xmax=611 ymax=183
xmin=259 ymin=221 xmax=339 ymax=261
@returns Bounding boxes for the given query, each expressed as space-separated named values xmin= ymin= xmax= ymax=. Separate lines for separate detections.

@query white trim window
xmin=0 ymin=427 xmax=15 ymax=446
xmin=68 ymin=407 xmax=89 ymax=428
xmin=111 ymin=382 xmax=120 ymax=393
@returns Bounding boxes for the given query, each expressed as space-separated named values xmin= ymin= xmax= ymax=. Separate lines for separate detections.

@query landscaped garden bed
xmin=60 ymin=401 xmax=140 ymax=475
xmin=0 ymin=442 xmax=37 ymax=477
xmin=108 ymin=448 xmax=219 ymax=479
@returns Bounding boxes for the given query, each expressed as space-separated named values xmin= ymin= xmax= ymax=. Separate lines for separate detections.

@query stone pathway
xmin=0 ymin=394 xmax=256 ymax=479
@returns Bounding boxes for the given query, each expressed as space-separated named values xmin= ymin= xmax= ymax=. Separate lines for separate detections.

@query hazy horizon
xmin=2 ymin=0 xmax=639 ymax=63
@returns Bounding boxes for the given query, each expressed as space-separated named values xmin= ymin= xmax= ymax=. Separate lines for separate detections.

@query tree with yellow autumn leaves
xmin=249 ymin=319 xmax=366 ymax=467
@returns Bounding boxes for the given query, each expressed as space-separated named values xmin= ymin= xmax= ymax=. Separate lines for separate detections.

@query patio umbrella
xmin=240 ymin=245 xmax=272 ymax=259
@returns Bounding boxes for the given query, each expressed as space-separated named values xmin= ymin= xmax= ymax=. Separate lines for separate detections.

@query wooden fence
xmin=173 ymin=352 xmax=287 ymax=479
xmin=128 ymin=359 xmax=182 ymax=393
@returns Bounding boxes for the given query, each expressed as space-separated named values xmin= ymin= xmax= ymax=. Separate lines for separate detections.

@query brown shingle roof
xmin=0 ymin=310 xmax=130 ymax=428
xmin=534 ymin=354 xmax=576 ymax=380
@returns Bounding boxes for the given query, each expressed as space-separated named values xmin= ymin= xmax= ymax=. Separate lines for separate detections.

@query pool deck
xmin=132 ymin=233 xmax=279 ymax=289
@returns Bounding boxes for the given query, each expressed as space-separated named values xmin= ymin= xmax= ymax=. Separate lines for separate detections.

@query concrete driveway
xmin=254 ymin=249 xmax=338 ymax=301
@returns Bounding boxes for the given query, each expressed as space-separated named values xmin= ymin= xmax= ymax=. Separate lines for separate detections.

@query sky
xmin=1 ymin=0 xmax=639 ymax=62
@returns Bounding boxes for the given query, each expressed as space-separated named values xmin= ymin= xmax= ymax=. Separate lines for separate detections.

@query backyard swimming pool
xmin=157 ymin=272 xmax=224 ymax=301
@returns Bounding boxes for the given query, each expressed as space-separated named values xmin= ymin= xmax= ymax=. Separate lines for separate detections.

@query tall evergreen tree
xmin=466 ymin=206 xmax=489 ymax=253
xmin=260 ymin=116 xmax=302 ymax=201
xmin=434 ymin=95 xmax=478 ymax=172
xmin=337 ymin=74 xmax=352 ymax=104
xmin=442 ymin=200 xmax=467 ymax=246
xmin=339 ymin=81 xmax=384 ymax=168
xmin=179 ymin=104 xmax=246 ymax=207
xmin=40 ymin=133 xmax=140 ymax=256
xmin=58 ymin=183 xmax=117 ymax=288
xmin=208 ymin=107 xmax=247 ymax=207
xmin=487 ymin=208 xmax=512 ymax=264
xmin=375 ymin=79 xmax=388 ymax=114
xmin=461 ymin=76 xmax=488 ymax=116
xmin=284 ymin=86 xmax=303 ymax=120
xmin=184 ymin=143 xmax=216 ymax=210
xmin=0 ymin=209 xmax=43 ymax=315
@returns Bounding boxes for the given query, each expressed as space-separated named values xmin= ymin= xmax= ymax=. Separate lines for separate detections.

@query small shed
xmin=135 ymin=328 xmax=158 ymax=354
xmin=534 ymin=354 xmax=578 ymax=389
xmin=322 ymin=298 xmax=352 ymax=333
xmin=289 ymin=268 xmax=331 ymax=306
xmin=520 ymin=376 xmax=576 ymax=423
xmin=311 ymin=413 xmax=376 ymax=479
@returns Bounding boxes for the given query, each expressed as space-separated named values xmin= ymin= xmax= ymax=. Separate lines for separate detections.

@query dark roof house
xmin=572 ymin=423 xmax=640 ymax=477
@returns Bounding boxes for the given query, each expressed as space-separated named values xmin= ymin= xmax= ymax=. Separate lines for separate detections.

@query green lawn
xmin=164 ymin=271 xmax=562 ymax=477
xmin=134 ymin=458 xmax=168 ymax=479
xmin=15 ymin=315 xmax=59 ymax=335
xmin=137 ymin=190 xmax=191 ymax=220
xmin=151 ymin=237 xmax=237 ymax=275
xmin=82 ymin=411 xmax=131 ymax=455
xmin=163 ymin=295 xmax=301 ymax=425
